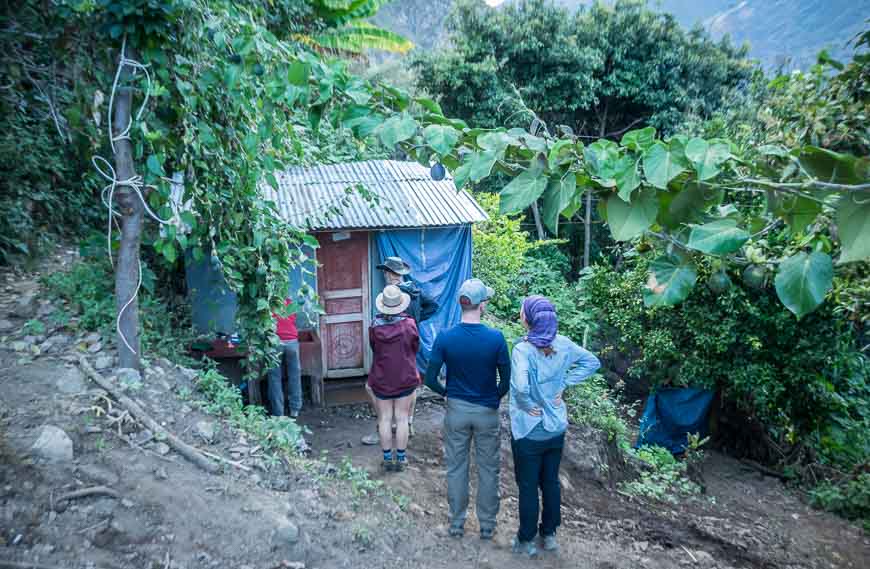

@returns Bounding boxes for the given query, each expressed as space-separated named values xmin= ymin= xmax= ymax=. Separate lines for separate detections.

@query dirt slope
xmin=1 ymin=254 xmax=868 ymax=569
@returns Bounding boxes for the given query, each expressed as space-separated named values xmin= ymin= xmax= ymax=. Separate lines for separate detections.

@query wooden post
xmin=112 ymin=45 xmax=144 ymax=371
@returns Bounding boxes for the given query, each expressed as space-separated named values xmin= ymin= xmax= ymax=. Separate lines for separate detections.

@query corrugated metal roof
xmin=262 ymin=160 xmax=489 ymax=230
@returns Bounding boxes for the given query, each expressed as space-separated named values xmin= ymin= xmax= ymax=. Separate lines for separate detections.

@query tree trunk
xmin=530 ymin=201 xmax=546 ymax=241
xmin=582 ymin=190 xmax=592 ymax=268
xmin=583 ymin=101 xmax=609 ymax=268
xmin=112 ymin=47 xmax=143 ymax=371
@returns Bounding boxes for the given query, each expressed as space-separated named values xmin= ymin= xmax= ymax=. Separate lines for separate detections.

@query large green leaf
xmin=606 ymin=188 xmax=659 ymax=241
xmin=766 ymin=191 xmax=822 ymax=232
xmin=542 ymin=174 xmax=577 ymax=234
xmin=548 ymin=140 xmax=575 ymax=170
xmin=453 ymin=161 xmax=472 ymax=190
xmin=313 ymin=22 xmax=414 ymax=55
xmin=614 ymin=156 xmax=641 ymax=202
xmin=774 ymin=251 xmax=833 ymax=319
xmin=584 ymin=140 xmax=620 ymax=187
xmin=643 ymin=256 xmax=698 ymax=307
xmin=423 ymin=124 xmax=461 ymax=156
xmin=686 ymin=219 xmax=750 ymax=255
xmin=643 ymin=141 xmax=688 ymax=189
xmin=477 ymin=131 xmax=517 ymax=152
xmin=377 ymin=114 xmax=417 ymax=147
xmin=499 ymin=161 xmax=548 ymax=214
xmin=798 ymin=146 xmax=866 ymax=184
xmin=657 ymin=183 xmax=706 ymax=229
xmin=468 ymin=150 xmax=500 ymax=182
xmin=621 ymin=126 xmax=656 ymax=152
xmin=685 ymin=138 xmax=731 ymax=181
xmin=287 ymin=61 xmax=309 ymax=86
xmin=837 ymin=193 xmax=870 ymax=263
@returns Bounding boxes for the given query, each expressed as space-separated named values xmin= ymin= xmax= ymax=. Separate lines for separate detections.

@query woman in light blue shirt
xmin=510 ymin=295 xmax=600 ymax=557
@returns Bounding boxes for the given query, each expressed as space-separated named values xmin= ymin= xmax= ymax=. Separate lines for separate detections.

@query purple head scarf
xmin=522 ymin=295 xmax=558 ymax=349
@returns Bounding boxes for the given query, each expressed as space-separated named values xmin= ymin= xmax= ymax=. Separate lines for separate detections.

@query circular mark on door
xmin=334 ymin=330 xmax=358 ymax=359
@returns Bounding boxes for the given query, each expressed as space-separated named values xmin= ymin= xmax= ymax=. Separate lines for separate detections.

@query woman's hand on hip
xmin=527 ymin=407 xmax=543 ymax=417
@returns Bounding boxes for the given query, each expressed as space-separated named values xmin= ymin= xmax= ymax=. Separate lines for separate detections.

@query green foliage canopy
xmin=413 ymin=0 xmax=753 ymax=136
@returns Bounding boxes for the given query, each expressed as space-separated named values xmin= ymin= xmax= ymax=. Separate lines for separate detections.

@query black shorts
xmin=371 ymin=386 xmax=417 ymax=400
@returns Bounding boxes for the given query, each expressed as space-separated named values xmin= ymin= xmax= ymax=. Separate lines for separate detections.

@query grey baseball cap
xmin=458 ymin=278 xmax=494 ymax=305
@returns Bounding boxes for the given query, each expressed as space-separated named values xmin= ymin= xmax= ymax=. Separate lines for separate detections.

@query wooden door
xmin=316 ymin=231 xmax=371 ymax=378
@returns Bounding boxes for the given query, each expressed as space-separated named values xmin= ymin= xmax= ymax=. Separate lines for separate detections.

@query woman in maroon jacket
xmin=369 ymin=284 xmax=420 ymax=472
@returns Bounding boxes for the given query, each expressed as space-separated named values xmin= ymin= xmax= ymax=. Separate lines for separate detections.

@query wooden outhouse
xmin=186 ymin=160 xmax=488 ymax=406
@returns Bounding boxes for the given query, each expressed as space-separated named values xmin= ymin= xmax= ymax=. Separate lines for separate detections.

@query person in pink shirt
xmin=268 ymin=299 xmax=302 ymax=418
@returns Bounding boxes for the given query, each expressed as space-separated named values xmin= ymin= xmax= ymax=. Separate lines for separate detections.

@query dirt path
xmin=1 ymin=254 xmax=868 ymax=569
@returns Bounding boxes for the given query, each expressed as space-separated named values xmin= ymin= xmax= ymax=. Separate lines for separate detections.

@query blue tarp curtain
xmin=375 ymin=226 xmax=473 ymax=371
xmin=636 ymin=387 xmax=715 ymax=454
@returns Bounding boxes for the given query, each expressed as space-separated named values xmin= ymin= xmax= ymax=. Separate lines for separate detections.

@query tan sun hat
xmin=376 ymin=284 xmax=411 ymax=315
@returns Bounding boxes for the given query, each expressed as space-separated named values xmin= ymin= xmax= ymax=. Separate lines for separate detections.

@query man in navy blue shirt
xmin=425 ymin=278 xmax=510 ymax=540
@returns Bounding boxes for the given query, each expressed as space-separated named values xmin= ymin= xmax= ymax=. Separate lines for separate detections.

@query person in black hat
xmin=375 ymin=257 xmax=439 ymax=325
xmin=362 ymin=256 xmax=439 ymax=446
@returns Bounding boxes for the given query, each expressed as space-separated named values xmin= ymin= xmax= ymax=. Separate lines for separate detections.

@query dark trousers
xmin=511 ymin=433 xmax=565 ymax=542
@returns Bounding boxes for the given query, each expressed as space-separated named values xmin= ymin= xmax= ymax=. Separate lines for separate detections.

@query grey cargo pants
xmin=444 ymin=397 xmax=501 ymax=533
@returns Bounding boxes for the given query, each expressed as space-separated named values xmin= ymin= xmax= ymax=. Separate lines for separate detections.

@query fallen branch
xmin=199 ymin=449 xmax=252 ymax=472
xmin=77 ymin=518 xmax=111 ymax=534
xmin=79 ymin=357 xmax=220 ymax=474
xmin=0 ymin=562 xmax=71 ymax=569
xmin=680 ymin=545 xmax=697 ymax=563
xmin=57 ymin=486 xmax=119 ymax=503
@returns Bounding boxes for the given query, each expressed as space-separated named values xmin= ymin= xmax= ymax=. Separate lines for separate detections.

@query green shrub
xmin=196 ymin=366 xmax=306 ymax=456
xmin=507 ymin=251 xmax=595 ymax=344
xmin=581 ymin=256 xmax=870 ymax=472
xmin=41 ymin=239 xmax=194 ymax=360
xmin=564 ymin=374 xmax=632 ymax=449
xmin=471 ymin=192 xmax=533 ymax=315
xmin=620 ymin=444 xmax=703 ymax=503
xmin=809 ymin=474 xmax=870 ymax=531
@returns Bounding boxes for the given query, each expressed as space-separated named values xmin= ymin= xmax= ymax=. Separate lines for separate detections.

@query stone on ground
xmin=275 ymin=520 xmax=301 ymax=544
xmin=13 ymin=294 xmax=38 ymax=318
xmin=116 ymin=368 xmax=141 ymax=389
xmin=195 ymin=420 xmax=216 ymax=442
xmin=94 ymin=355 xmax=113 ymax=371
xmin=56 ymin=366 xmax=87 ymax=394
xmin=30 ymin=425 xmax=74 ymax=463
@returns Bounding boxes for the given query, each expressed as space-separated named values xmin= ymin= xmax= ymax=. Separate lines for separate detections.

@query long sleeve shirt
xmin=509 ymin=335 xmax=601 ymax=440
xmin=424 ymin=323 xmax=510 ymax=408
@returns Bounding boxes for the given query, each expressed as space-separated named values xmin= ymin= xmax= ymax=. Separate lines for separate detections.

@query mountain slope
xmin=374 ymin=0 xmax=869 ymax=69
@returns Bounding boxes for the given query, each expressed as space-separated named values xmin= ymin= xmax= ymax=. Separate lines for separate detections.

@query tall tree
xmin=414 ymin=0 xmax=753 ymax=259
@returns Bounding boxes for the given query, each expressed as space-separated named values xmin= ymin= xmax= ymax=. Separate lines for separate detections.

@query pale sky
xmin=484 ymin=0 xmax=505 ymax=5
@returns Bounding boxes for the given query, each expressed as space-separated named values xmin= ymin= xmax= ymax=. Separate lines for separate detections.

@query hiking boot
xmin=480 ymin=527 xmax=495 ymax=540
xmin=448 ymin=526 xmax=464 ymax=539
xmin=394 ymin=459 xmax=407 ymax=472
xmin=361 ymin=431 xmax=379 ymax=446
xmin=541 ymin=534 xmax=559 ymax=552
xmin=512 ymin=537 xmax=538 ymax=557
xmin=382 ymin=459 xmax=396 ymax=472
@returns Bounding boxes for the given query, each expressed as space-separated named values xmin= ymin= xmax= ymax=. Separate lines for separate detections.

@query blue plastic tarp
xmin=375 ymin=226 xmax=473 ymax=371
xmin=636 ymin=387 xmax=715 ymax=454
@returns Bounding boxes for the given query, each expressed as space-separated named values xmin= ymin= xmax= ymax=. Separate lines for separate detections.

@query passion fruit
xmin=707 ymin=271 xmax=732 ymax=294
xmin=430 ymin=163 xmax=446 ymax=181
xmin=742 ymin=265 xmax=768 ymax=290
